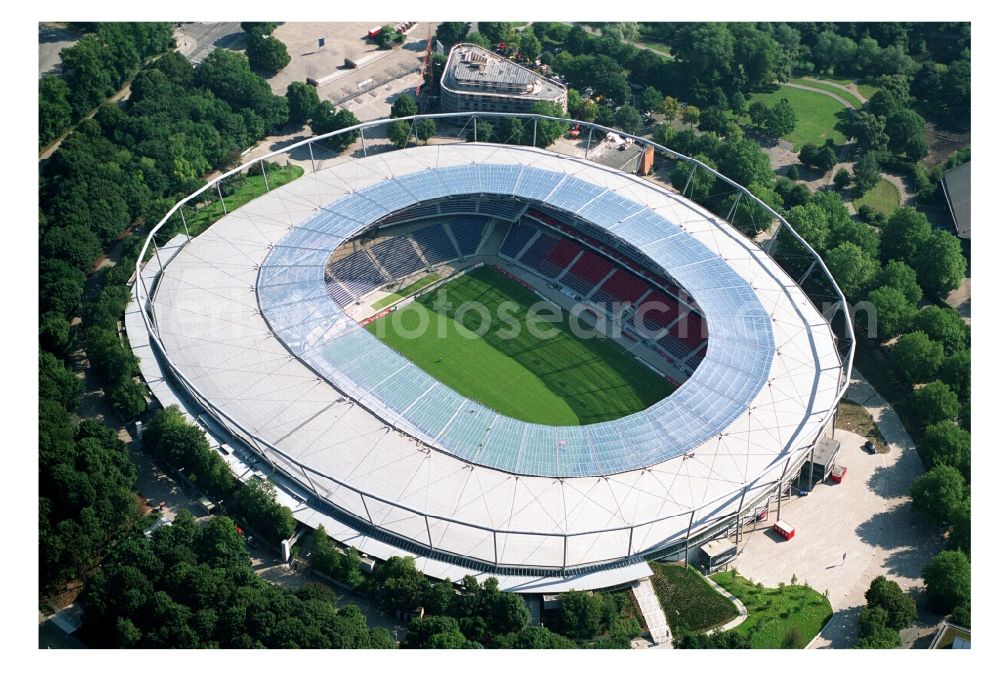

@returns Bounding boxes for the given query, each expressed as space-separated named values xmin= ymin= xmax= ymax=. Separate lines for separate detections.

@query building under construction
xmin=440 ymin=43 xmax=567 ymax=114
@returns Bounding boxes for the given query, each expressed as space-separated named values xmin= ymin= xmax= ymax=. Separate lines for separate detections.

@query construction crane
xmin=415 ymin=23 xmax=434 ymax=99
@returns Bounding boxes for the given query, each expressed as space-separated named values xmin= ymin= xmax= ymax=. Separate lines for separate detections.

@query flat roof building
xmin=441 ymin=43 xmax=567 ymax=115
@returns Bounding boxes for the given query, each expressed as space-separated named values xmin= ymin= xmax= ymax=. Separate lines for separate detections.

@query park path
xmin=798 ymin=76 xmax=869 ymax=105
xmin=783 ymin=81 xmax=859 ymax=110
xmin=881 ymin=172 xmax=915 ymax=207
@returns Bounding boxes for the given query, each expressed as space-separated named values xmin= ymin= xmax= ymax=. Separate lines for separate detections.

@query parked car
xmin=864 ymin=439 xmax=876 ymax=454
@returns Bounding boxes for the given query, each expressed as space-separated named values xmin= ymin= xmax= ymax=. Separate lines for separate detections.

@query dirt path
xmin=880 ymin=172 xmax=915 ymax=207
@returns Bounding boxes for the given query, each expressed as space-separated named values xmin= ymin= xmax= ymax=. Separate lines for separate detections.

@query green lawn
xmin=370 ymin=272 xmax=441 ymax=310
xmin=710 ymin=571 xmax=832 ymax=648
xmin=650 ymin=562 xmax=738 ymax=634
xmin=788 ymin=77 xmax=864 ymax=109
xmin=852 ymin=178 xmax=900 ymax=216
xmin=800 ymin=74 xmax=878 ymax=99
xmin=750 ymin=85 xmax=848 ymax=149
xmin=365 ymin=266 xmax=675 ymax=425
xmin=184 ymin=165 xmax=304 ymax=238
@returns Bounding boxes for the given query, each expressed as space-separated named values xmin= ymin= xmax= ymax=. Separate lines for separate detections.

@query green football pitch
xmin=365 ymin=266 xmax=675 ymax=425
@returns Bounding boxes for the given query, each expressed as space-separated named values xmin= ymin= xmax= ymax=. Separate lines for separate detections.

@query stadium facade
xmin=129 ymin=114 xmax=852 ymax=591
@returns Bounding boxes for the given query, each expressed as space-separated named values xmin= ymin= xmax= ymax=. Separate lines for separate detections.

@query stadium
xmin=130 ymin=113 xmax=853 ymax=590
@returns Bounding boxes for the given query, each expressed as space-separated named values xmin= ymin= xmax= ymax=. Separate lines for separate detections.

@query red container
xmin=831 ymin=465 xmax=847 ymax=484
xmin=773 ymin=520 xmax=795 ymax=540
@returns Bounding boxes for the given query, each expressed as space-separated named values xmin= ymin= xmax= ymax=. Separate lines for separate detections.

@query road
xmin=175 ymin=22 xmax=245 ymax=64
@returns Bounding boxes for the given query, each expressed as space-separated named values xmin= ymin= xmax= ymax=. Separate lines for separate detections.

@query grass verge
xmin=836 ymin=399 xmax=889 ymax=452
xmin=185 ymin=165 xmax=304 ymax=237
xmin=788 ymin=77 xmax=865 ymax=109
xmin=710 ymin=571 xmax=832 ymax=648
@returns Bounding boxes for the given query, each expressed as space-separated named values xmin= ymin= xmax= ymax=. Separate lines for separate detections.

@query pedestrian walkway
xmin=702 ymin=575 xmax=749 ymax=633
xmin=632 ymin=578 xmax=672 ymax=647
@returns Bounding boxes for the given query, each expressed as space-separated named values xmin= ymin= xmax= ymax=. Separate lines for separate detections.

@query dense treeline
xmin=38 ymin=40 xmax=290 ymax=596
xmin=39 ymin=22 xmax=175 ymax=147
xmin=79 ymin=512 xmax=393 ymax=648
xmin=307 ymin=545 xmax=640 ymax=649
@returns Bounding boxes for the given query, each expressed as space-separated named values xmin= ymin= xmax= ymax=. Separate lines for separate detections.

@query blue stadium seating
xmin=448 ymin=216 xmax=490 ymax=257
xmin=370 ymin=236 xmax=425 ymax=279
xmin=411 ymin=223 xmax=458 ymax=266
xmin=478 ymin=197 xmax=524 ymax=221
xmin=499 ymin=221 xmax=536 ymax=259
xmin=330 ymin=250 xmax=386 ymax=299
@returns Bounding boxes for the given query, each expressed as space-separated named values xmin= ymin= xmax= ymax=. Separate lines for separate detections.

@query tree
xmin=557 ymin=590 xmax=603 ymax=640
xmin=912 ymin=306 xmax=969 ymax=356
xmin=857 ymin=606 xmax=902 ymax=648
xmin=671 ymin=155 xmax=716 ymax=202
xmin=387 ymin=119 xmax=411 ymax=149
xmin=876 ymin=260 xmax=923 ymax=304
xmin=493 ymin=626 xmax=575 ymax=649
xmin=310 ymin=103 xmax=359 ymax=148
xmin=799 ymin=143 xmax=838 ymax=173
xmin=231 ymin=477 xmax=296 ymax=545
xmin=390 ymin=93 xmax=417 ymax=119
xmin=885 ymin=108 xmax=928 ymax=161
xmin=681 ymin=105 xmax=700 ymax=127
xmin=891 ymin=332 xmax=945 ymax=384
xmin=914 ymin=229 xmax=966 ymax=297
xmin=866 ymin=286 xmax=916 ymax=338
xmin=39 ymin=76 xmax=74 ymax=146
xmin=369 ymin=557 xmax=427 ymax=615
xmin=194 ymin=49 xmax=289 ymax=131
xmin=830 ymin=218 xmax=879 ymax=259
xmin=414 ymin=118 xmax=436 ymax=144
xmin=833 ymin=168 xmax=851 ymax=191
xmin=39 ymin=350 xmax=82 ymax=411
xmin=478 ymin=22 xmax=516 ymax=46
xmin=40 ymin=311 xmax=73 ymax=357
xmin=285 ymin=81 xmax=320 ymax=125
xmin=374 ymin=26 xmax=399 ymax=49
xmin=246 ymin=32 xmax=291 ymax=73
xmin=912 ymin=380 xmax=960 ymax=424
xmin=825 ymin=242 xmax=879 ymax=300
xmin=949 ymin=498 xmax=971 ymax=555
xmin=911 ymin=464 xmax=967 ymax=529
xmin=841 ymin=110 xmax=888 ymax=152
xmin=640 ymin=86 xmax=663 ymax=114
xmin=465 ymin=32 xmax=491 ymax=49
xmin=922 ymin=550 xmax=971 ymax=614
xmin=404 ymin=615 xmax=466 ymax=648
xmin=851 ymin=152 xmax=882 ymax=195
xmin=920 ymin=421 xmax=971 ymax=479
xmin=881 ymin=207 xmax=931 ymax=266
xmin=867 ymin=74 xmax=912 ymax=117
xmin=865 ymin=576 xmax=917 ymax=631
xmin=661 ymin=96 xmax=681 ymax=122
xmin=761 ymin=99 xmax=797 ymax=139
xmin=775 ymin=176 xmax=810 ymax=208
xmin=518 ymin=29 xmax=541 ymax=62
xmin=715 ymin=137 xmax=774 ymax=189
xmin=435 ymin=22 xmax=469 ymax=48
xmin=938 ymin=350 xmax=971 ymax=403
xmin=614 ymin=105 xmax=643 ymax=135
xmin=527 ymin=101 xmax=569 ymax=147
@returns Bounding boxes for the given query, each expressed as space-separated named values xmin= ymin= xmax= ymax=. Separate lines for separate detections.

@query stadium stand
xmin=410 ymin=223 xmax=459 ymax=266
xmin=499 ymin=221 xmax=536 ymax=259
xmin=325 ymin=278 xmax=354 ymax=306
xmin=329 ymin=250 xmax=386 ymax=299
xmin=440 ymin=198 xmax=479 ymax=214
xmin=448 ymin=215 xmax=490 ymax=256
xmin=369 ymin=236 xmax=425 ymax=279
xmin=518 ymin=231 xmax=560 ymax=272
xmin=591 ymin=269 xmax=650 ymax=305
xmin=560 ymin=250 xmax=613 ymax=296
xmin=535 ymin=238 xmax=581 ymax=279
xmin=380 ymin=202 xmax=441 ymax=226
xmin=478 ymin=197 xmax=525 ymax=221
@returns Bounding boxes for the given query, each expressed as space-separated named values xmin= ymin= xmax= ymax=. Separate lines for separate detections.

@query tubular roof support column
xmin=683 ymin=510 xmax=695 ymax=568
xmin=425 ymin=515 xmax=433 ymax=550
xmin=532 ymin=118 xmax=538 ymax=147
xmin=360 ymin=127 xmax=368 ymax=157
xmin=765 ymin=221 xmax=782 ymax=255
xmin=735 ymin=485 xmax=748 ymax=547
xmin=682 ymin=161 xmax=697 ymax=197
xmin=808 ymin=445 xmax=815 ymax=492
xmin=179 ymin=204 xmax=190 ymax=240
xmin=493 ymin=531 xmax=498 ymax=566
xmin=360 ymin=494 xmax=374 ymax=525
xmin=152 ymin=238 xmax=163 ymax=273
xmin=627 ymin=526 xmax=634 ymax=557
xmin=216 ymin=181 xmax=227 ymax=214
xmin=308 ymin=140 xmax=316 ymax=173
xmin=473 ymin=115 xmax=477 ymax=142
xmin=776 ymin=456 xmax=792 ymax=523
xmin=563 ymin=535 xmax=568 ymax=573
xmin=726 ymin=191 xmax=743 ymax=222
xmin=585 ymin=127 xmax=593 ymax=159
xmin=260 ymin=159 xmax=270 ymax=192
